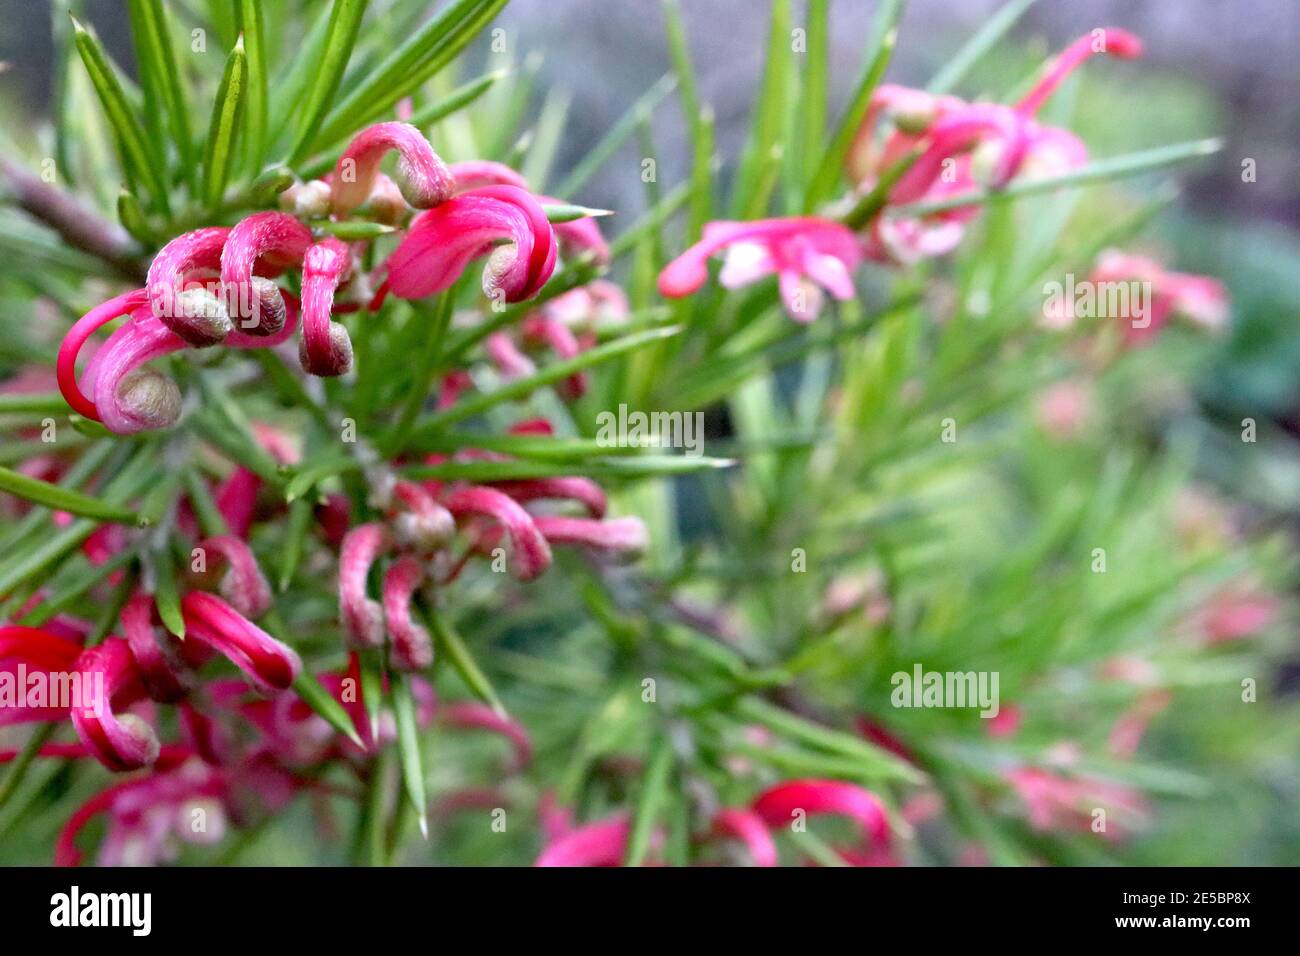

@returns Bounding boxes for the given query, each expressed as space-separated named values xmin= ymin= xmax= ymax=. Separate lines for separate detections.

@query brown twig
xmin=0 ymin=157 xmax=147 ymax=281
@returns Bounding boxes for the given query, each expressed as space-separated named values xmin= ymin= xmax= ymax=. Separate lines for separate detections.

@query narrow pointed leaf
xmin=426 ymin=607 xmax=506 ymax=718
xmin=70 ymin=15 xmax=169 ymax=214
xmin=624 ymin=734 xmax=673 ymax=866
xmin=237 ymin=0 xmax=269 ymax=172
xmin=927 ymin=0 xmax=1040 ymax=94
xmin=804 ymin=0 xmax=906 ymax=211
xmin=288 ymin=0 xmax=371 ymax=163
xmin=202 ymin=35 xmax=247 ymax=210
xmin=392 ymin=673 xmax=429 ymax=839
xmin=0 ymin=464 xmax=139 ymax=523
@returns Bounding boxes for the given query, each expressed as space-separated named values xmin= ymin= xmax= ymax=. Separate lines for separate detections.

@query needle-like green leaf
xmin=70 ymin=15 xmax=170 ymax=215
xmin=236 ymin=0 xmax=269 ymax=173
xmin=202 ymin=35 xmax=247 ymax=210
xmin=288 ymin=0 xmax=371 ymax=163
xmin=392 ymin=673 xmax=429 ymax=840
xmin=426 ymin=606 xmax=507 ymax=718
xmin=624 ymin=734 xmax=673 ymax=866
xmin=926 ymin=0 xmax=1040 ymax=94
xmin=0 ymin=464 xmax=140 ymax=524
xmin=126 ymin=0 xmax=194 ymax=187
xmin=803 ymin=0 xmax=906 ymax=212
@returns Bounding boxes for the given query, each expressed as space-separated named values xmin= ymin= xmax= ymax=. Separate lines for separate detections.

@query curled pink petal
xmin=382 ymin=556 xmax=433 ymax=671
xmin=383 ymin=185 xmax=557 ymax=303
xmin=0 ymin=626 xmax=85 ymax=726
xmin=444 ymin=486 xmax=552 ymax=581
xmin=390 ymin=480 xmax=455 ymax=553
xmin=331 ymin=121 xmax=454 ymax=217
xmin=441 ymin=701 xmax=532 ymax=771
xmin=197 ymin=535 xmax=273 ymax=618
xmin=220 ymin=212 xmax=312 ymax=337
xmin=56 ymin=288 xmax=149 ymax=420
xmin=535 ymin=815 xmax=630 ymax=867
xmin=69 ymin=637 xmax=159 ymax=772
xmin=180 ymin=591 xmax=301 ymax=693
xmin=120 ymin=594 xmax=191 ymax=703
xmin=492 ymin=477 xmax=607 ymax=519
xmin=751 ymin=778 xmax=891 ymax=848
xmin=533 ymin=515 xmax=647 ymax=563
xmin=1017 ymin=29 xmax=1143 ymax=117
xmin=712 ymin=807 xmax=779 ymax=867
xmin=485 ymin=332 xmax=536 ymax=379
xmin=449 ymin=160 xmax=530 ymax=192
xmin=339 ymin=523 xmax=391 ymax=647
xmin=146 ymin=227 xmax=233 ymax=345
xmin=82 ymin=311 xmax=187 ymax=434
xmin=298 ymin=237 xmax=355 ymax=377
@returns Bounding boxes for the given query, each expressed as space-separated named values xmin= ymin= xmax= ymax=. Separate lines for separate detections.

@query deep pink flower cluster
xmin=54 ymin=122 xmax=614 ymax=433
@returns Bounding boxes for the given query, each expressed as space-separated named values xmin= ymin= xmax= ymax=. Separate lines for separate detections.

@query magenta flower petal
xmin=751 ymin=778 xmax=891 ymax=847
xmin=70 ymin=637 xmax=159 ymax=772
xmin=485 ymin=331 xmax=536 ymax=379
xmin=659 ymin=218 xmax=860 ymax=321
xmin=440 ymin=701 xmax=532 ymax=771
xmin=82 ymin=311 xmax=187 ymax=434
xmin=146 ymin=227 xmax=234 ymax=346
xmin=180 ymin=591 xmax=301 ymax=693
xmin=1016 ymin=28 xmax=1143 ymax=117
xmin=331 ymin=121 xmax=454 ymax=217
xmin=389 ymin=480 xmax=455 ymax=553
xmin=198 ymin=535 xmax=273 ymax=619
xmin=56 ymin=288 xmax=150 ymax=421
xmin=298 ymin=237 xmax=355 ymax=377
xmin=712 ymin=807 xmax=779 ymax=867
xmin=383 ymin=185 xmax=557 ymax=303
xmin=533 ymin=515 xmax=647 ymax=563
xmin=382 ymin=556 xmax=433 ymax=671
xmin=120 ymin=594 xmax=191 ymax=703
xmin=338 ymin=523 xmax=391 ymax=648
xmin=0 ymin=625 xmax=85 ymax=726
xmin=220 ymin=212 xmax=312 ymax=336
xmin=448 ymin=160 xmax=530 ymax=192
xmin=492 ymin=477 xmax=608 ymax=519
xmin=444 ymin=485 xmax=552 ymax=581
xmin=535 ymin=815 xmax=630 ymax=867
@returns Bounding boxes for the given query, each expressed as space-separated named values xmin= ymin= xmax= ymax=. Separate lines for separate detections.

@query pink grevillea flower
xmin=1004 ymin=766 xmax=1148 ymax=840
xmin=195 ymin=535 xmax=273 ymax=619
xmin=56 ymin=288 xmax=149 ymax=421
xmin=1085 ymin=249 xmax=1230 ymax=344
xmin=382 ymin=185 xmax=557 ymax=304
xmin=220 ymin=212 xmax=312 ymax=336
xmin=521 ymin=313 xmax=587 ymax=399
xmin=448 ymin=160 xmax=529 ymax=192
xmin=535 ymin=815 xmax=632 ymax=867
xmin=70 ymin=637 xmax=159 ymax=773
xmin=440 ymin=701 xmax=533 ymax=772
xmin=485 ymin=331 xmax=536 ymax=379
xmin=659 ymin=218 xmax=861 ymax=322
xmin=55 ymin=754 xmax=224 ymax=867
xmin=861 ymin=30 xmax=1142 ymax=264
xmin=1107 ymin=690 xmax=1172 ymax=759
xmin=0 ymin=626 xmax=85 ymax=726
xmin=751 ymin=778 xmax=891 ymax=848
xmin=146 ymin=227 xmax=232 ymax=346
xmin=986 ymin=703 xmax=1023 ymax=739
xmin=491 ymin=477 xmax=608 ymax=519
xmin=180 ymin=591 xmax=301 ymax=693
xmin=711 ymin=807 xmax=779 ymax=867
xmin=388 ymin=480 xmax=455 ymax=554
xmin=444 ymin=486 xmax=552 ymax=581
xmin=120 ymin=595 xmax=191 ymax=704
xmin=531 ymin=515 xmax=648 ymax=563
xmin=382 ymin=556 xmax=433 ymax=671
xmin=331 ymin=121 xmax=454 ymax=218
xmin=299 ymin=237 xmax=355 ymax=377
xmin=1197 ymin=586 xmax=1278 ymax=644
xmin=338 ymin=523 xmax=391 ymax=648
